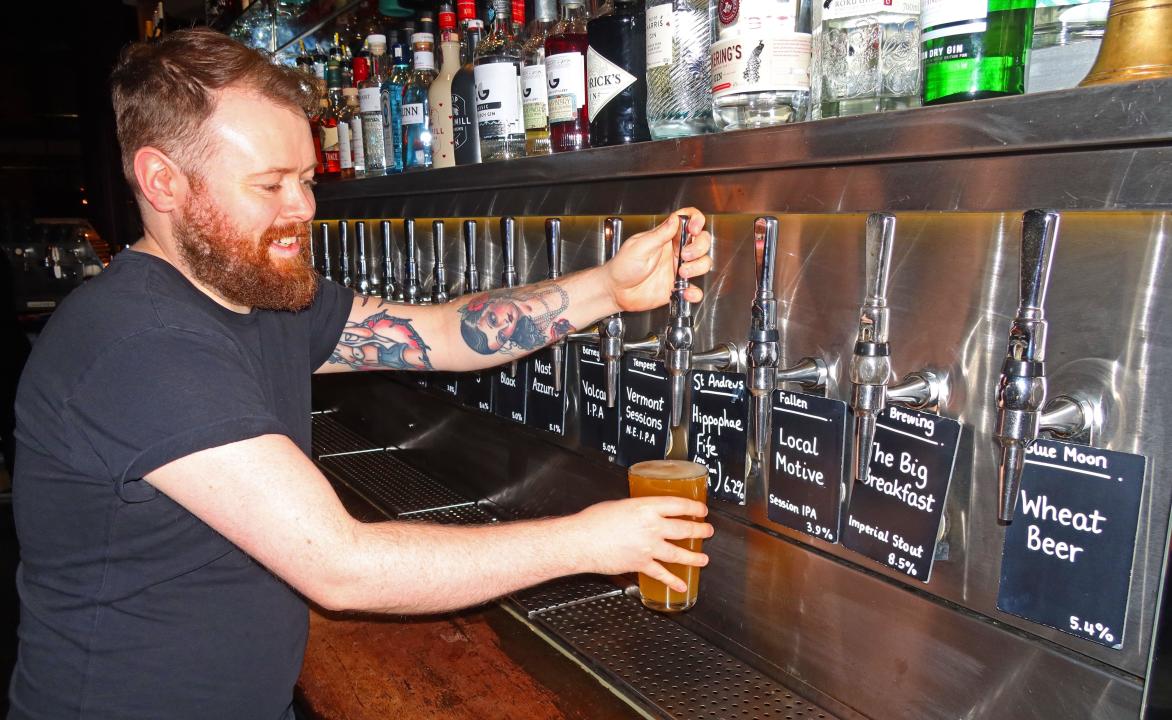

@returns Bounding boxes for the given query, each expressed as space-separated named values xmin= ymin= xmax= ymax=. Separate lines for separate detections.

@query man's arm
xmin=145 ymin=434 xmax=712 ymax=614
xmin=317 ymin=211 xmax=713 ymax=374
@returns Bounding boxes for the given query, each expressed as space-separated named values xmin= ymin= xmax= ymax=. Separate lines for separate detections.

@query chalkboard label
xmin=688 ymin=370 xmax=748 ymax=505
xmin=436 ymin=373 xmax=459 ymax=397
xmin=842 ymin=405 xmax=960 ymax=582
xmin=618 ymin=355 xmax=670 ymax=466
xmin=525 ymin=349 xmax=568 ymax=435
xmin=765 ymin=390 xmax=848 ymax=543
xmin=492 ymin=362 xmax=529 ymax=424
xmin=577 ymin=345 xmax=620 ymax=457
xmin=997 ymin=439 xmax=1146 ymax=650
xmin=458 ymin=371 xmax=493 ymax=412
xmin=413 ymin=374 xmax=430 ymax=390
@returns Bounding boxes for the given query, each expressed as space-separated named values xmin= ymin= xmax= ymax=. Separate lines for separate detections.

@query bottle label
xmin=474 ymin=62 xmax=524 ymax=136
xmin=321 ymin=125 xmax=339 ymax=152
xmin=546 ymin=52 xmax=586 ymax=123
xmin=586 ymin=46 xmax=637 ymax=123
xmin=645 ymin=5 xmax=674 ymax=69
xmin=453 ymin=92 xmax=474 ymax=150
xmin=522 ymin=64 xmax=550 ymax=130
xmin=512 ymin=0 xmax=526 ymax=24
xmin=718 ymin=0 xmax=801 ymax=36
xmin=358 ymin=87 xmax=382 ymax=113
xmin=414 ymin=50 xmax=436 ymax=71
xmin=711 ymin=33 xmax=812 ymax=97
xmin=439 ymin=10 xmax=456 ymax=29
xmin=349 ymin=116 xmax=365 ymax=166
xmin=458 ymin=0 xmax=476 ymax=20
xmin=402 ymin=103 xmax=426 ymax=126
xmin=822 ymin=0 xmax=920 ymax=21
xmin=338 ymin=121 xmax=352 ymax=169
xmin=921 ymin=0 xmax=987 ymax=41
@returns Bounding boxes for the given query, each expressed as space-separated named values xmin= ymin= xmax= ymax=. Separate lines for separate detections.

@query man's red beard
xmin=174 ymin=178 xmax=318 ymax=312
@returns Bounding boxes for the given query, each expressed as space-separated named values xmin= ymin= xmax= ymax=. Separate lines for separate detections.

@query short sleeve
xmin=306 ymin=279 xmax=353 ymax=369
xmin=66 ymin=328 xmax=289 ymax=500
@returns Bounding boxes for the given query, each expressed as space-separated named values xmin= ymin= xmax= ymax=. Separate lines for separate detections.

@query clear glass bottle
xmin=318 ymin=97 xmax=341 ymax=178
xmin=453 ymin=23 xmax=485 ymax=164
xmin=587 ymin=0 xmax=651 ymax=146
xmin=921 ymin=0 xmax=1036 ymax=105
xmin=815 ymin=0 xmax=921 ymax=118
xmin=328 ymin=62 xmax=355 ymax=178
xmin=512 ymin=0 xmax=528 ymax=37
xmin=1026 ymin=0 xmax=1108 ymax=93
xmin=474 ymin=0 xmax=527 ymax=161
xmin=546 ymin=0 xmax=591 ymax=152
xmin=359 ymin=34 xmax=389 ymax=175
xmin=342 ymin=87 xmax=365 ymax=175
xmin=383 ymin=32 xmax=410 ymax=172
xmin=403 ymin=30 xmax=437 ymax=169
xmin=645 ymin=0 xmax=715 ymax=139
xmin=430 ymin=38 xmax=462 ymax=167
xmin=712 ymin=0 xmax=813 ymax=131
xmin=522 ymin=0 xmax=558 ymax=156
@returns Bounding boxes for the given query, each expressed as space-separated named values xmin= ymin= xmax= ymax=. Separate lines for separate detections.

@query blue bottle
xmin=402 ymin=28 xmax=437 ymax=169
xmin=382 ymin=32 xmax=411 ymax=172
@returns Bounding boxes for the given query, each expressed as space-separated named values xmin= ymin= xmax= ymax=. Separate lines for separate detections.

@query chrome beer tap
xmin=403 ymin=218 xmax=421 ymax=304
xmin=355 ymin=221 xmax=372 ymax=296
xmin=848 ymin=213 xmax=943 ymax=505
xmin=545 ymin=218 xmax=567 ymax=393
xmin=463 ymin=220 xmax=481 ymax=295
xmin=338 ymin=220 xmax=353 ymax=289
xmin=380 ymin=220 xmax=397 ymax=301
xmin=500 ymin=216 xmax=520 ymax=378
xmin=432 ymin=221 xmax=449 ymax=304
xmin=662 ymin=215 xmax=697 ymax=429
xmin=994 ymin=209 xmax=1094 ymax=522
xmin=599 ymin=217 xmax=625 ymax=407
xmin=318 ymin=222 xmax=334 ymax=282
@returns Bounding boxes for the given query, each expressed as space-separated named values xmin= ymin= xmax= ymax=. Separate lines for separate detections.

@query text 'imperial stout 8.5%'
xmin=474 ymin=0 xmax=527 ymax=160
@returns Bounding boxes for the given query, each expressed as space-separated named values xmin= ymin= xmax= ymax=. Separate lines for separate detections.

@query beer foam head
xmin=630 ymin=460 xmax=708 ymax=479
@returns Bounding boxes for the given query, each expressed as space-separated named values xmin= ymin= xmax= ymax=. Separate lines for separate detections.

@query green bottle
xmin=921 ymin=0 xmax=1036 ymax=105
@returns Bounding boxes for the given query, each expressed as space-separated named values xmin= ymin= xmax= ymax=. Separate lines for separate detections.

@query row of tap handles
xmin=314 ymin=210 xmax=1094 ymax=523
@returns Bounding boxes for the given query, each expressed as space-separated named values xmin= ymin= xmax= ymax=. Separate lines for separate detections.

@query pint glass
xmin=627 ymin=459 xmax=709 ymax=612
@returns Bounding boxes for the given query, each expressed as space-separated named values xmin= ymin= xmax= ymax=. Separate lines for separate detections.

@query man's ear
xmin=133 ymin=146 xmax=189 ymax=214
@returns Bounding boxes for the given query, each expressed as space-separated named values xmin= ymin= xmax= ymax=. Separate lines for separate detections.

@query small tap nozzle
xmin=664 ymin=215 xmax=695 ymax=429
xmin=404 ymin=218 xmax=421 ymax=304
xmin=318 ymin=222 xmax=334 ymax=281
xmin=432 ymin=221 xmax=449 ymax=304
xmin=355 ymin=221 xmax=372 ymax=296
xmin=338 ymin=220 xmax=353 ymax=289
xmin=546 ymin=218 xmax=565 ymax=392
xmin=600 ymin=217 xmax=624 ymax=408
xmin=500 ymin=217 xmax=519 ymax=378
xmin=463 ymin=220 xmax=480 ymax=294
xmin=380 ymin=221 xmax=396 ymax=300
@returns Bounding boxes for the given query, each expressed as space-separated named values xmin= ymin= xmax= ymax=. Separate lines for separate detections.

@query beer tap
xmin=318 ymin=222 xmax=333 ymax=282
xmin=355 ymin=221 xmax=372 ymax=296
xmin=994 ymin=209 xmax=1094 ymax=522
xmin=848 ymin=213 xmax=943 ymax=505
xmin=662 ymin=215 xmax=698 ymax=429
xmin=380 ymin=220 xmax=397 ymax=301
xmin=432 ymin=221 xmax=449 ymax=304
xmin=545 ymin=218 xmax=567 ymax=392
xmin=598 ymin=217 xmax=625 ymax=407
xmin=403 ymin=218 xmax=422 ymax=304
xmin=338 ymin=220 xmax=353 ymax=289
xmin=463 ymin=220 xmax=480 ymax=295
xmin=500 ymin=216 xmax=520 ymax=378
xmin=747 ymin=216 xmax=828 ymax=456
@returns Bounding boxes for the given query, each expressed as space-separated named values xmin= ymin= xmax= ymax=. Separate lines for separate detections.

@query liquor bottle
xmin=458 ymin=0 xmax=481 ymax=42
xmin=318 ymin=98 xmax=341 ymax=177
xmin=311 ymin=42 xmax=329 ymax=83
xmin=645 ymin=0 xmax=714 ymax=139
xmin=712 ymin=0 xmax=813 ymax=130
xmin=342 ymin=87 xmax=365 ymax=175
xmin=359 ymin=34 xmax=389 ymax=174
xmin=815 ymin=0 xmax=921 ymax=118
xmin=513 ymin=0 xmax=528 ymax=37
xmin=296 ymin=39 xmax=313 ymax=74
xmin=403 ymin=30 xmax=437 ymax=169
xmin=327 ymin=62 xmax=355 ymax=178
xmin=430 ymin=38 xmax=462 ymax=167
xmin=383 ymin=34 xmax=410 ymax=172
xmin=587 ymin=0 xmax=650 ymax=146
xmin=522 ymin=0 xmax=558 ymax=156
xmin=545 ymin=0 xmax=590 ymax=152
xmin=474 ymin=0 xmax=527 ymax=161
xmin=439 ymin=2 xmax=459 ymax=65
xmin=453 ymin=23 xmax=485 ymax=164
xmin=921 ymin=0 xmax=1036 ymax=105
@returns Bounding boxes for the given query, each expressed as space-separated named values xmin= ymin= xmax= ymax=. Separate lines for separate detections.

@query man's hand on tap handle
xmin=605 ymin=210 xmax=712 ymax=312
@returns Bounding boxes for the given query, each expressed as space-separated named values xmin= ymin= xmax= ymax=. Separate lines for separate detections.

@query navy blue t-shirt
xmin=9 ymin=250 xmax=352 ymax=719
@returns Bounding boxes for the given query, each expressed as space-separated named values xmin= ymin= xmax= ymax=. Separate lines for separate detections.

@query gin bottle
xmin=587 ymin=0 xmax=651 ymax=146
xmin=475 ymin=0 xmax=527 ymax=160
xmin=712 ymin=0 xmax=813 ymax=131
xmin=359 ymin=34 xmax=389 ymax=175
xmin=453 ymin=23 xmax=485 ymax=165
xmin=383 ymin=33 xmax=411 ymax=172
xmin=921 ymin=0 xmax=1036 ymax=105
xmin=545 ymin=0 xmax=591 ymax=153
xmin=403 ymin=30 xmax=437 ymax=169
xmin=522 ymin=0 xmax=557 ymax=156
xmin=645 ymin=0 xmax=715 ymax=139
xmin=816 ymin=0 xmax=921 ymax=118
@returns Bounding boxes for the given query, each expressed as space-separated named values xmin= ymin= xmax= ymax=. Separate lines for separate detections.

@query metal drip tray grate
xmin=532 ymin=593 xmax=837 ymax=720
xmin=319 ymin=450 xmax=471 ymax=516
xmin=400 ymin=503 xmax=499 ymax=525
xmin=511 ymin=577 xmax=624 ymax=616
xmin=311 ymin=413 xmax=382 ymax=458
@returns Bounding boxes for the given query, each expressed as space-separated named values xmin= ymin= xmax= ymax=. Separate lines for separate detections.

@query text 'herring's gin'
xmin=815 ymin=0 xmax=921 ymax=118
xmin=645 ymin=0 xmax=716 ymax=139
xmin=711 ymin=0 xmax=813 ymax=131
xmin=474 ymin=0 xmax=527 ymax=160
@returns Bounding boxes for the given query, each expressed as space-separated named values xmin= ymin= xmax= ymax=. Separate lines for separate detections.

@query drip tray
xmin=311 ymin=412 xmax=383 ymax=458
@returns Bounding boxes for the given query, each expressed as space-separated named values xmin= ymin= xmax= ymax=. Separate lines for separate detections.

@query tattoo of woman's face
xmin=457 ymin=283 xmax=573 ymax=356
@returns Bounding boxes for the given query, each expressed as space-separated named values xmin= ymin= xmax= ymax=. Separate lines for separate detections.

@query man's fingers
xmin=678 ymin=255 xmax=712 ymax=279
xmin=641 ymin=561 xmax=689 ymax=593
xmin=681 ymin=230 xmax=711 ymax=261
xmin=661 ymin=517 xmax=715 ymax=541
xmin=683 ymin=285 xmax=704 ymax=303
xmin=640 ymin=496 xmax=708 ymax=518
xmin=656 ymin=541 xmax=709 ymax=568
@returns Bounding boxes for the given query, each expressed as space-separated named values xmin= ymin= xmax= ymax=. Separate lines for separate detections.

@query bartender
xmin=8 ymin=28 xmax=714 ymax=720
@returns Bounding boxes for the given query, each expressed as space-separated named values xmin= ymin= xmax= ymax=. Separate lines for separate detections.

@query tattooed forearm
xmin=329 ymin=304 xmax=434 ymax=371
xmin=456 ymin=280 xmax=575 ymax=356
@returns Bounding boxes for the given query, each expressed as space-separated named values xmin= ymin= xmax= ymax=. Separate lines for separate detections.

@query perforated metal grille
xmin=319 ymin=450 xmax=469 ymax=515
xmin=311 ymin=413 xmax=381 ymax=458
xmin=534 ymin=594 xmax=837 ymax=720
xmin=511 ymin=577 xmax=624 ymax=616
xmin=400 ymin=503 xmax=498 ymax=525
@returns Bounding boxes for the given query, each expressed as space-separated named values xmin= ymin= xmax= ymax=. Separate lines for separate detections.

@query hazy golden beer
xmin=627 ymin=460 xmax=709 ymax=612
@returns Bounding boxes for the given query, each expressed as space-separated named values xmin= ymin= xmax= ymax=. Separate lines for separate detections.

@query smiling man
xmin=9 ymin=29 xmax=715 ymax=720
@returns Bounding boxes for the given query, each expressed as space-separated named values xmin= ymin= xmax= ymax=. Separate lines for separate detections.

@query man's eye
xmin=302 ymin=179 xmax=318 ymax=189
xmin=261 ymin=184 xmax=281 ymax=192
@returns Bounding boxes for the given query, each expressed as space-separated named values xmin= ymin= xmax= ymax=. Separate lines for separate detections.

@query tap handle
xmin=604 ymin=217 xmax=623 ymax=262
xmin=355 ymin=221 xmax=371 ymax=295
xmin=674 ymin=214 xmax=691 ymax=291
xmin=338 ymin=220 xmax=352 ymax=288
xmin=1019 ymin=209 xmax=1059 ymax=315
xmin=501 ymin=216 xmax=518 ymax=288
xmin=380 ymin=221 xmax=395 ymax=300
xmin=318 ymin=222 xmax=333 ymax=281
xmin=432 ymin=221 xmax=448 ymax=303
xmin=545 ymin=218 xmax=562 ymax=280
xmin=463 ymin=220 xmax=480 ymax=294
xmin=404 ymin=218 xmax=420 ymax=304
xmin=753 ymin=216 xmax=778 ymax=301
xmin=864 ymin=213 xmax=896 ymax=305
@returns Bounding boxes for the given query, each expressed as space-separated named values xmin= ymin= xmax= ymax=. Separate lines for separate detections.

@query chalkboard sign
xmin=997 ymin=439 xmax=1146 ymax=650
xmin=413 ymin=374 xmax=430 ymax=390
xmin=842 ymin=405 xmax=961 ymax=582
xmin=525 ymin=349 xmax=568 ymax=435
xmin=458 ymin=372 xmax=493 ymax=412
xmin=688 ymin=370 xmax=748 ymax=505
xmin=577 ymin=345 xmax=620 ymax=457
xmin=765 ymin=390 xmax=848 ymax=543
xmin=435 ymin=373 xmax=459 ymax=397
xmin=492 ymin=362 xmax=528 ymax=424
xmin=617 ymin=355 xmax=671 ymax=466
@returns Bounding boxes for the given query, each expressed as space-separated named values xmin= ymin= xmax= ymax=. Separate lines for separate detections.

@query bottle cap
xmin=366 ymin=33 xmax=387 ymax=48
xmin=342 ymin=87 xmax=358 ymax=96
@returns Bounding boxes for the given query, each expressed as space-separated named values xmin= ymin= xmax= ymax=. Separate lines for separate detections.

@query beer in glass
xmin=627 ymin=459 xmax=708 ymax=612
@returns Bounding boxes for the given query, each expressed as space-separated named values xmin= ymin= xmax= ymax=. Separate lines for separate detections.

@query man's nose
xmin=283 ymin=181 xmax=315 ymax=223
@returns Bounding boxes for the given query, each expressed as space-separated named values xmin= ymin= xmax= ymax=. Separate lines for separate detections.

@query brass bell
xmin=1080 ymin=0 xmax=1172 ymax=86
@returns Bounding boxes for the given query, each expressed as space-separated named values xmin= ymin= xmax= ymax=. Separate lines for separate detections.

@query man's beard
xmin=174 ymin=179 xmax=318 ymax=312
